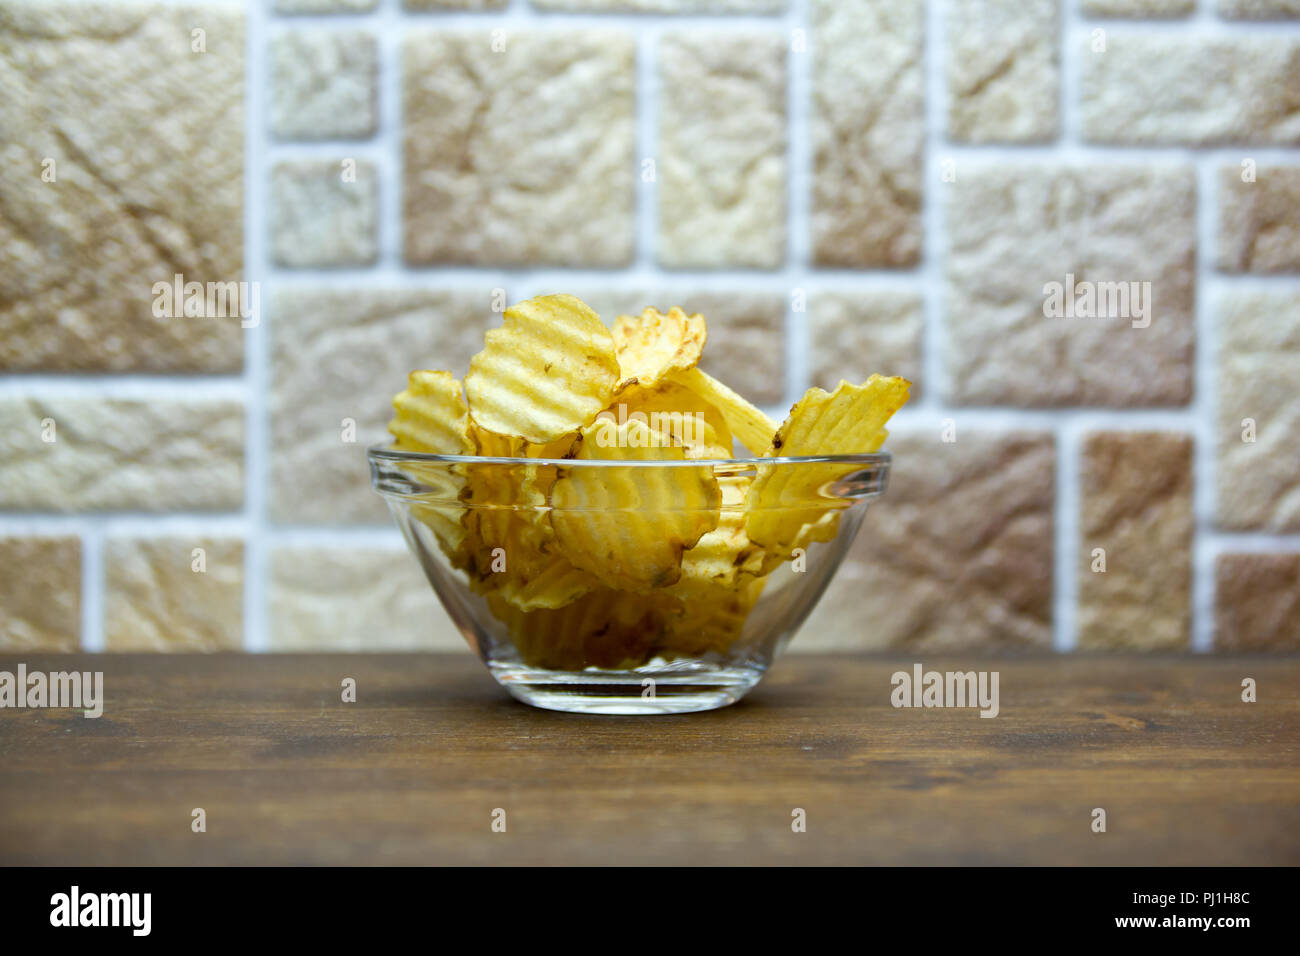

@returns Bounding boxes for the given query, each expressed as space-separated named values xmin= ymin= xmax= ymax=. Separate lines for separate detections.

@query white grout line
xmin=376 ymin=0 xmax=405 ymax=270
xmin=1055 ymin=9 xmax=1079 ymax=654
xmin=1192 ymin=160 xmax=1218 ymax=652
xmin=80 ymin=527 xmax=104 ymax=653
xmin=244 ymin=0 xmax=272 ymax=652
xmin=783 ymin=0 xmax=809 ymax=404
xmin=922 ymin=0 xmax=945 ymax=414
xmin=635 ymin=22 xmax=657 ymax=273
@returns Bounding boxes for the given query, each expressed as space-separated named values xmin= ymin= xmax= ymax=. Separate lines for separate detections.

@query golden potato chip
xmin=388 ymin=370 xmax=473 ymax=455
xmin=611 ymin=306 xmax=707 ymax=387
xmin=671 ymin=475 xmax=766 ymax=591
xmin=659 ymin=574 xmax=766 ymax=659
xmin=487 ymin=589 xmax=681 ymax=670
xmin=492 ymin=557 xmax=596 ymax=612
xmin=387 ymin=371 xmax=476 ymax=563
xmin=465 ymin=294 xmax=620 ymax=444
xmin=669 ymin=366 xmax=778 ymax=457
xmin=458 ymin=457 xmax=595 ymax=610
xmin=604 ymin=380 xmax=732 ymax=459
xmin=461 ymin=425 xmax=572 ymax=561
xmin=549 ymin=417 xmax=721 ymax=591
xmin=609 ymin=305 xmax=777 ymax=455
xmin=745 ymin=375 xmax=910 ymax=552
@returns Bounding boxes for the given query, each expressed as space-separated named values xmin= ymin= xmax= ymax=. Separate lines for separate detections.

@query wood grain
xmin=0 ymin=653 xmax=1296 ymax=865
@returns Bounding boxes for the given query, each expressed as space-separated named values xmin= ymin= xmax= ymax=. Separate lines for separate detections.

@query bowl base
xmin=489 ymin=661 xmax=765 ymax=715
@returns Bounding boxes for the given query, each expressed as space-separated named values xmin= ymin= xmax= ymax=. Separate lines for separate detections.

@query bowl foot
xmin=488 ymin=661 xmax=765 ymax=715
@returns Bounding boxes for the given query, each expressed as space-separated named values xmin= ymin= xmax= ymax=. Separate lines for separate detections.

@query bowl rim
xmin=367 ymin=442 xmax=892 ymax=469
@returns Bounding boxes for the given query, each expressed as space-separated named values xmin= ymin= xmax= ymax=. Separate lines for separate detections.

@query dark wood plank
xmin=0 ymin=653 xmax=1296 ymax=865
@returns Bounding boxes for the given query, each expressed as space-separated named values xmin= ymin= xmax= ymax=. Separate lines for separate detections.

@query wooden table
xmin=0 ymin=653 xmax=1296 ymax=865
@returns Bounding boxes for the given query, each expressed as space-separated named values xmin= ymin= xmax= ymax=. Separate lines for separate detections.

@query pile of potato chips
xmin=388 ymin=294 xmax=909 ymax=670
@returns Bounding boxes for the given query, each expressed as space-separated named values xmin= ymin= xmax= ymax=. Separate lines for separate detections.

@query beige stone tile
xmin=0 ymin=397 xmax=244 ymax=512
xmin=533 ymin=0 xmax=782 ymax=10
xmin=278 ymin=0 xmax=377 ymax=11
xmin=946 ymin=0 xmax=1059 ymax=143
xmin=104 ymin=537 xmax=243 ymax=652
xmin=270 ymin=287 xmax=501 ymax=524
xmin=1216 ymin=291 xmax=1300 ymax=532
xmin=808 ymin=290 xmax=923 ymax=398
xmin=811 ymin=0 xmax=924 ymax=267
xmin=405 ymin=0 xmax=505 ymax=9
xmin=271 ymin=29 xmax=377 ymax=141
xmin=1218 ymin=0 xmax=1300 ymax=16
xmin=0 ymin=537 xmax=80 ymax=651
xmin=801 ymin=430 xmax=1055 ymax=651
xmin=1217 ymin=165 xmax=1300 ymax=273
xmin=0 ymin=2 xmax=243 ymax=372
xmin=1077 ymin=432 xmax=1193 ymax=651
xmin=269 ymin=547 xmax=464 ymax=650
xmin=270 ymin=160 xmax=378 ymax=267
xmin=1082 ymin=0 xmax=1194 ymax=14
xmin=1081 ymin=34 xmax=1300 ymax=144
xmin=567 ymin=289 xmax=786 ymax=406
xmin=657 ymin=31 xmax=786 ymax=269
xmin=403 ymin=30 xmax=635 ymax=267
xmin=944 ymin=164 xmax=1195 ymax=406
xmin=1215 ymin=553 xmax=1300 ymax=651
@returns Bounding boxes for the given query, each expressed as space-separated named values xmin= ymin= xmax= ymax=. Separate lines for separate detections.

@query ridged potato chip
xmin=669 ymin=367 xmax=779 ymax=457
xmin=746 ymin=375 xmax=910 ymax=553
xmin=462 ymin=422 xmax=573 ymax=553
xmin=488 ymin=589 xmax=681 ymax=671
xmin=388 ymin=371 xmax=475 ymax=562
xmin=388 ymin=370 xmax=473 ymax=455
xmin=458 ymin=425 xmax=594 ymax=610
xmin=604 ymin=380 xmax=732 ymax=459
xmin=610 ymin=306 xmax=778 ymax=455
xmin=550 ymin=417 xmax=721 ymax=591
xmin=611 ymin=306 xmax=706 ymax=387
xmin=671 ymin=474 xmax=766 ymax=592
xmin=660 ymin=574 xmax=766 ymax=659
xmin=465 ymin=294 xmax=620 ymax=444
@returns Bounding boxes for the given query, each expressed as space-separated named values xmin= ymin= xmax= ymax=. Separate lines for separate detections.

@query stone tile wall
xmin=1 ymin=0 xmax=1296 ymax=653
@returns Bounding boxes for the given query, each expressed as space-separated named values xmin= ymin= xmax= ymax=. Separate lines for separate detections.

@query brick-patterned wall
xmin=1 ymin=0 xmax=1297 ymax=653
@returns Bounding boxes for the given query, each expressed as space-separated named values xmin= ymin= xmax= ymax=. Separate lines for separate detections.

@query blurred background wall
xmin=0 ymin=0 xmax=1297 ymax=653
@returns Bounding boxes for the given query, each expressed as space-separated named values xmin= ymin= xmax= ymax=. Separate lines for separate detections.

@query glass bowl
xmin=369 ymin=445 xmax=890 ymax=715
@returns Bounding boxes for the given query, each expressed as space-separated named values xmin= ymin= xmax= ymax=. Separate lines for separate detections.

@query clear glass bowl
xmin=369 ymin=446 xmax=890 ymax=715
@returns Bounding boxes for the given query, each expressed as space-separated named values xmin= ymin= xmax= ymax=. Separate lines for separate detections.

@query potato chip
xmin=465 ymin=294 xmax=620 ymax=444
xmin=387 ymin=371 xmax=476 ymax=563
xmin=462 ymin=423 xmax=573 ymax=555
xmin=745 ymin=375 xmax=910 ymax=552
xmin=669 ymin=366 xmax=778 ymax=457
xmin=488 ymin=589 xmax=681 ymax=671
xmin=388 ymin=370 xmax=473 ymax=455
xmin=604 ymin=380 xmax=732 ymax=460
xmin=549 ymin=417 xmax=721 ymax=591
xmin=611 ymin=306 xmax=706 ymax=387
xmin=671 ymin=475 xmax=766 ymax=591
xmin=458 ymin=431 xmax=596 ymax=611
xmin=659 ymin=574 xmax=766 ymax=659
xmin=610 ymin=305 xmax=778 ymax=455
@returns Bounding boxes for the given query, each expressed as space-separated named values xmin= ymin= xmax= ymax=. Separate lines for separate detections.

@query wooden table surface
xmin=0 ymin=653 xmax=1296 ymax=866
